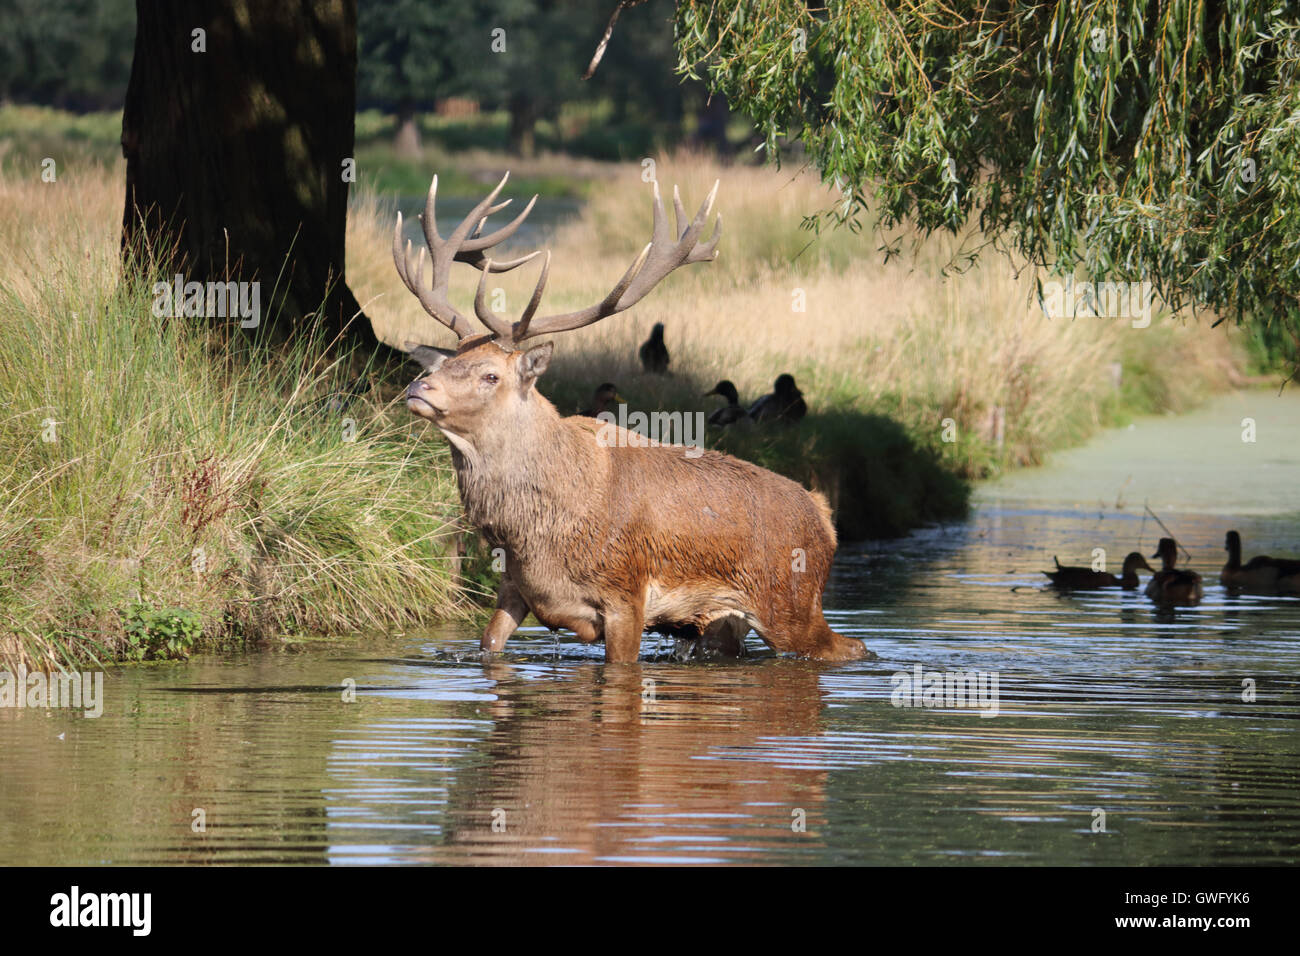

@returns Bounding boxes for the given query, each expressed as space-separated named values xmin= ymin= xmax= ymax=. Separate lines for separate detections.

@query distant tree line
xmin=357 ymin=0 xmax=717 ymax=157
xmin=0 ymin=0 xmax=135 ymax=110
xmin=1 ymin=0 xmax=724 ymax=159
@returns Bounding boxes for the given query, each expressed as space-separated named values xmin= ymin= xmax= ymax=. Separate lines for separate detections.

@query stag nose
xmin=405 ymin=378 xmax=442 ymax=415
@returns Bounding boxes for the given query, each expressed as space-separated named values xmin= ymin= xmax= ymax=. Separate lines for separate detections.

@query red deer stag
xmin=395 ymin=173 xmax=871 ymax=663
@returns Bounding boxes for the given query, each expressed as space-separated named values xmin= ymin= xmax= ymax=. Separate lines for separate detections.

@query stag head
xmin=398 ymin=173 xmax=721 ymax=441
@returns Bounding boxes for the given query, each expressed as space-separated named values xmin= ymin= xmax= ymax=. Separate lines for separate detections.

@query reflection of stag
xmin=396 ymin=174 xmax=869 ymax=663
xmin=436 ymin=662 xmax=831 ymax=864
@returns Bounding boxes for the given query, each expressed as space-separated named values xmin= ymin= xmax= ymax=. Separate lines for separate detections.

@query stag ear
xmin=517 ymin=342 xmax=553 ymax=387
xmin=406 ymin=343 xmax=455 ymax=372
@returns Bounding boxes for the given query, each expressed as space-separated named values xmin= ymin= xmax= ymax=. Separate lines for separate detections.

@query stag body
xmin=395 ymin=174 xmax=869 ymax=663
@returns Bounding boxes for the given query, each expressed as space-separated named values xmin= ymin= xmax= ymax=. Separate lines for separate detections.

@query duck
xmin=1044 ymin=551 xmax=1154 ymax=590
xmin=1144 ymin=537 xmax=1204 ymax=605
xmin=638 ymin=323 xmax=669 ymax=374
xmin=703 ymin=380 xmax=749 ymax=426
xmin=1220 ymin=530 xmax=1300 ymax=592
xmin=748 ymin=373 xmax=807 ymax=424
xmin=580 ymin=383 xmax=624 ymax=418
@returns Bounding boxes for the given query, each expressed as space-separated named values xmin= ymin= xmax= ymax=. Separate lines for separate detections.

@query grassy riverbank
xmin=0 ymin=106 xmax=1253 ymax=667
xmin=0 ymin=161 xmax=476 ymax=672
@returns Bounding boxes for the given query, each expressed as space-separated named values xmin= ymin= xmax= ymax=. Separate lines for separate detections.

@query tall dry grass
xmin=0 ymin=161 xmax=472 ymax=670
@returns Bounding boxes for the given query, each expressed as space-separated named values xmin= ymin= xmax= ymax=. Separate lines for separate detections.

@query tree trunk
xmin=507 ymin=92 xmax=537 ymax=158
xmin=121 ymin=0 xmax=395 ymax=357
xmin=692 ymin=92 xmax=731 ymax=155
xmin=393 ymin=102 xmax=422 ymax=158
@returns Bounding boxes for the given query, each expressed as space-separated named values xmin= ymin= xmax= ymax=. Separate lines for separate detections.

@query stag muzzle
xmin=405 ymin=378 xmax=443 ymax=418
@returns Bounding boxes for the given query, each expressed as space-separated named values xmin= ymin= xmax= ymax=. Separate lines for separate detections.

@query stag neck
xmin=451 ymin=398 xmax=596 ymax=553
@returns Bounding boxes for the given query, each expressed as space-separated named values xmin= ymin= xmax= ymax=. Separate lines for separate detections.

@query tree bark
xmin=121 ymin=0 xmax=395 ymax=357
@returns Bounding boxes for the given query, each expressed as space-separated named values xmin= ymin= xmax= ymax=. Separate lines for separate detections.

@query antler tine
xmin=461 ymin=193 xmax=539 ymax=253
xmin=392 ymin=214 xmax=478 ymax=340
xmin=687 ymin=210 xmax=722 ymax=263
xmin=672 ymin=185 xmax=688 ymax=240
xmin=473 ymin=249 xmax=557 ymax=341
xmin=669 ymin=181 xmax=723 ymax=258
xmin=513 ymin=251 xmax=552 ymax=341
xmin=512 ymin=180 xmax=719 ymax=342
xmin=444 ymin=172 xmax=512 ymax=252
xmin=421 ymin=172 xmax=538 ymax=273
xmin=472 ymin=257 xmax=519 ymax=340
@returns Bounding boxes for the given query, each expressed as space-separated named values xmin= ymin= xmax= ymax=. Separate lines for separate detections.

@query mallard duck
xmin=580 ymin=383 xmax=624 ymax=418
xmin=748 ymin=373 xmax=807 ymax=424
xmin=1145 ymin=537 xmax=1203 ymax=605
xmin=1220 ymin=530 xmax=1300 ymax=592
xmin=638 ymin=322 xmax=669 ymax=374
xmin=1044 ymin=551 xmax=1154 ymax=590
xmin=704 ymin=380 xmax=748 ymax=426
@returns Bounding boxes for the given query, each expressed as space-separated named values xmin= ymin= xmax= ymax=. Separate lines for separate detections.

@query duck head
xmin=1225 ymin=530 xmax=1242 ymax=561
xmin=589 ymin=382 xmax=623 ymax=413
xmin=705 ymin=380 xmax=740 ymax=406
xmin=1121 ymin=552 xmax=1155 ymax=575
xmin=774 ymin=373 xmax=800 ymax=397
xmin=1151 ymin=537 xmax=1179 ymax=570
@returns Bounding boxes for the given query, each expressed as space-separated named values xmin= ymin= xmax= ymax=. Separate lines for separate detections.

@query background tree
xmin=676 ymin=0 xmax=1300 ymax=365
xmin=0 ymin=0 xmax=134 ymax=110
xmin=357 ymin=0 xmax=475 ymax=156
xmin=468 ymin=0 xmax=602 ymax=157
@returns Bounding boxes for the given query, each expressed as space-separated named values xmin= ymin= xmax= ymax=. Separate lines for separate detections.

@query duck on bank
xmin=580 ymin=382 xmax=624 ymax=418
xmin=748 ymin=373 xmax=807 ymax=424
xmin=639 ymin=322 xmax=670 ymax=374
xmin=704 ymin=380 xmax=749 ymax=427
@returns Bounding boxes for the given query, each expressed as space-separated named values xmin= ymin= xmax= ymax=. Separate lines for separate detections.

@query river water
xmin=2 ymin=391 xmax=1297 ymax=865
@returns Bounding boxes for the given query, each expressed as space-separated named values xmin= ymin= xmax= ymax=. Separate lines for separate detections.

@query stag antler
xmin=393 ymin=173 xmax=721 ymax=348
xmin=392 ymin=172 xmax=542 ymax=341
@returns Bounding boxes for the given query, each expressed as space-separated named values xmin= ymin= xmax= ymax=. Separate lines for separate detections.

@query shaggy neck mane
xmin=447 ymin=392 xmax=593 ymax=552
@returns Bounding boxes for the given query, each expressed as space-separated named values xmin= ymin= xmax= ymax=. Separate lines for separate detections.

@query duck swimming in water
xmin=1280 ymin=569 xmax=1300 ymax=596
xmin=1044 ymin=551 xmax=1154 ymax=590
xmin=1220 ymin=530 xmax=1300 ymax=592
xmin=638 ymin=322 xmax=670 ymax=374
xmin=1145 ymin=537 xmax=1204 ymax=605
xmin=748 ymin=373 xmax=807 ymax=424
xmin=704 ymin=380 xmax=748 ymax=426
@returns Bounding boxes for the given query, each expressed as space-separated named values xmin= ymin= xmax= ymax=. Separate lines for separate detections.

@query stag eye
xmin=482 ymin=372 xmax=499 ymax=385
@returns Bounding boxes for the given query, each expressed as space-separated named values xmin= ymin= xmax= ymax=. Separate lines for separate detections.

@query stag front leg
xmin=602 ymin=602 xmax=645 ymax=663
xmin=482 ymin=576 xmax=530 ymax=653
